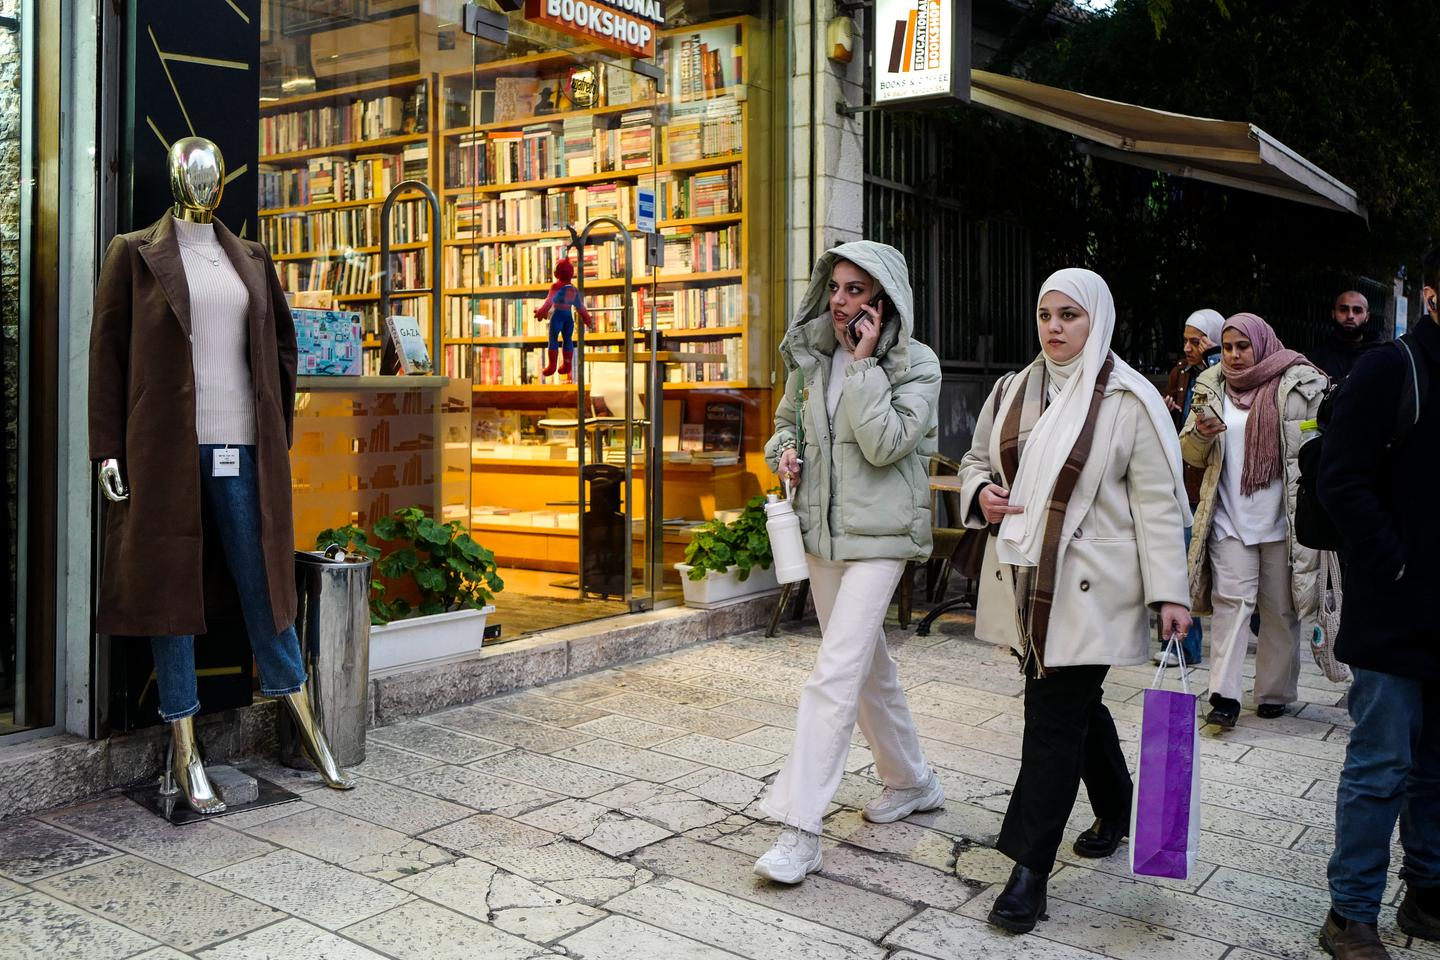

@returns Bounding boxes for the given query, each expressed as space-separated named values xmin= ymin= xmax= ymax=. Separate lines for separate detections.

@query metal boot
xmin=279 ymin=690 xmax=357 ymax=789
xmin=163 ymin=715 xmax=227 ymax=815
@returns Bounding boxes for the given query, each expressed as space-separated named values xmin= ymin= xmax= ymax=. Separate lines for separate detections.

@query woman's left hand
xmin=851 ymin=304 xmax=883 ymax=360
xmin=1159 ymin=603 xmax=1193 ymax=644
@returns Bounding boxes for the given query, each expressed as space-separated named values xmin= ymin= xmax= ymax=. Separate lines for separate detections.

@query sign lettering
xmin=525 ymin=0 xmax=666 ymax=59
xmin=873 ymin=0 xmax=970 ymax=105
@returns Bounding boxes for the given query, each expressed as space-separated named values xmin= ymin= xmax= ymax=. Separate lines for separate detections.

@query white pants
xmin=1208 ymin=535 xmax=1302 ymax=705
xmin=759 ymin=554 xmax=931 ymax=833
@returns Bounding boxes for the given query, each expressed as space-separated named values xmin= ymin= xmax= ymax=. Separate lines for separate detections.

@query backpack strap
xmin=1391 ymin=334 xmax=1428 ymax=447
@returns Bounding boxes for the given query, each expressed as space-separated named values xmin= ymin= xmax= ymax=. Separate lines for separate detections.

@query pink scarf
xmin=1221 ymin=313 xmax=1318 ymax=496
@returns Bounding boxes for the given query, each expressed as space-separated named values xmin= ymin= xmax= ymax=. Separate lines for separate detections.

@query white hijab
xmin=997 ymin=268 xmax=1192 ymax=566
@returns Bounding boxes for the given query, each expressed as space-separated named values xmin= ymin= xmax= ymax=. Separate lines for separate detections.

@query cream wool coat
xmin=958 ymin=362 xmax=1191 ymax=668
xmin=1179 ymin=362 xmax=1326 ymax=628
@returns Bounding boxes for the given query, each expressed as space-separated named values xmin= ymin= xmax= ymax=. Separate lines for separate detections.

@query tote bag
xmin=1130 ymin=634 xmax=1202 ymax=879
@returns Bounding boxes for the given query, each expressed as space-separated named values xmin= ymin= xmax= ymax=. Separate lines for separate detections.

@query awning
xmin=969 ymin=69 xmax=1366 ymax=220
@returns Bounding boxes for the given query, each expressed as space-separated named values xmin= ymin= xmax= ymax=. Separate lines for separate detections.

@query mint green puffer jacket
xmin=763 ymin=241 xmax=941 ymax=562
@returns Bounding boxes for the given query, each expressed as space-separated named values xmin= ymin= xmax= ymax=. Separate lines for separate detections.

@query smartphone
xmin=847 ymin=293 xmax=891 ymax=343
xmin=1194 ymin=401 xmax=1222 ymax=423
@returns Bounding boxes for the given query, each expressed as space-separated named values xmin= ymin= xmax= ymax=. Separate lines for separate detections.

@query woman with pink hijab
xmin=1180 ymin=313 xmax=1328 ymax=728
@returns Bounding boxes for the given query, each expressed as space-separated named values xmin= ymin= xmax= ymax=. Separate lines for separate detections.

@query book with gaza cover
xmin=384 ymin=314 xmax=432 ymax=374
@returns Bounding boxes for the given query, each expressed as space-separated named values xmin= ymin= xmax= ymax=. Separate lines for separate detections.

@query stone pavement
xmin=1 ymin=612 xmax=1434 ymax=960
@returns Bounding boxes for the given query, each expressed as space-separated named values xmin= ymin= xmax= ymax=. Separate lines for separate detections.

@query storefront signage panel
xmin=524 ymin=0 xmax=665 ymax=58
xmin=873 ymin=0 xmax=970 ymax=105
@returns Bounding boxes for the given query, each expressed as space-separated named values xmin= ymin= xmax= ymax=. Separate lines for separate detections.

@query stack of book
xmin=675 ymin=29 xmax=742 ymax=101
xmin=563 ymin=115 xmax=596 ymax=175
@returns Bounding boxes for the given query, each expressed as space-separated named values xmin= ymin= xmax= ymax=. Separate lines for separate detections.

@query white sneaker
xmin=753 ymin=828 xmax=823 ymax=884
xmin=862 ymin=771 xmax=945 ymax=823
xmin=1152 ymin=648 xmax=1180 ymax=667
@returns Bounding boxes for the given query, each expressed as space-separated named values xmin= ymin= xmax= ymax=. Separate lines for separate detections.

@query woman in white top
xmin=1181 ymin=313 xmax=1327 ymax=728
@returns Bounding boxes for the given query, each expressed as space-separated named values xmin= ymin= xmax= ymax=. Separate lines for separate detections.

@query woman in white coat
xmin=958 ymin=268 xmax=1192 ymax=934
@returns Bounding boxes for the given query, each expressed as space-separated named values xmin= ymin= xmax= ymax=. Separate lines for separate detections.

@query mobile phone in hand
xmin=847 ymin=294 xmax=889 ymax=342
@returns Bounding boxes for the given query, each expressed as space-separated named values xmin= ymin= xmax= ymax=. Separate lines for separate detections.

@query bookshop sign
xmin=525 ymin=0 xmax=666 ymax=59
xmin=873 ymin=0 xmax=970 ymax=105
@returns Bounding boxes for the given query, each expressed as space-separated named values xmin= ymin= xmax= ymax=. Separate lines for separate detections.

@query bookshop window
xmin=261 ymin=1 xmax=784 ymax=638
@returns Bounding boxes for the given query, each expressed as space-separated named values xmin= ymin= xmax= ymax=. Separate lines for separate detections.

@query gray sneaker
xmin=862 ymin=771 xmax=945 ymax=823
xmin=1153 ymin=648 xmax=1180 ymax=667
xmin=753 ymin=828 xmax=823 ymax=884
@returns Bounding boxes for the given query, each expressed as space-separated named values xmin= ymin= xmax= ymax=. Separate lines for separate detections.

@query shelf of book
xmin=261 ymin=134 xmax=430 ymax=166
xmin=272 ymin=240 xmax=431 ymax=263
xmin=440 ymin=153 xmax=744 ymax=197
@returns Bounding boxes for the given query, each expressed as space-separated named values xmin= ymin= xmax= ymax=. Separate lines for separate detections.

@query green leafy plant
xmin=682 ymin=494 xmax=774 ymax=582
xmin=317 ymin=506 xmax=504 ymax=625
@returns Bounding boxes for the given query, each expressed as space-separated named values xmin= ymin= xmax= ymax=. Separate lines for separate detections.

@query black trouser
xmin=997 ymin=664 xmax=1132 ymax=873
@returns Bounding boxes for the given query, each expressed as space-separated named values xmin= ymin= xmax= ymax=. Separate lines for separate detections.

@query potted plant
xmin=317 ymin=507 xmax=504 ymax=673
xmin=675 ymin=494 xmax=780 ymax=608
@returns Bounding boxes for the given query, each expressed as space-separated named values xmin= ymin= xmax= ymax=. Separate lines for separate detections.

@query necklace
xmin=180 ymin=241 xmax=222 ymax=267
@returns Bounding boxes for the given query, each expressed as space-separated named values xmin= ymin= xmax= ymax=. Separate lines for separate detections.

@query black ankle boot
xmin=988 ymin=863 xmax=1048 ymax=934
xmin=1073 ymin=818 xmax=1127 ymax=858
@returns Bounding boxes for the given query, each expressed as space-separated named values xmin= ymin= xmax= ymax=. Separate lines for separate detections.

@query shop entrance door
xmin=449 ymin=27 xmax=675 ymax=637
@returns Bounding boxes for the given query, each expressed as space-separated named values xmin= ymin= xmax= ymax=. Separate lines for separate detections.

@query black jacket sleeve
xmin=1316 ymin=345 xmax=1405 ymax=578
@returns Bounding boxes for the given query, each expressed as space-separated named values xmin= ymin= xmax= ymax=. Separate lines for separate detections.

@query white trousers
xmin=1208 ymin=535 xmax=1302 ymax=705
xmin=759 ymin=554 xmax=931 ymax=833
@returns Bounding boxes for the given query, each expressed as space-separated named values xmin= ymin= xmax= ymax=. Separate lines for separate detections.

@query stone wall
xmin=1 ymin=1 xmax=20 ymax=706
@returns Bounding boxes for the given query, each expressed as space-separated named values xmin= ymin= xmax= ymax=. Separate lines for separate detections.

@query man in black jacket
xmin=1315 ymin=254 xmax=1440 ymax=959
xmin=1311 ymin=290 xmax=1386 ymax=383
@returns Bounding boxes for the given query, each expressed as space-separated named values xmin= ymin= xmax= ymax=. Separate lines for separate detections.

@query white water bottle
xmin=765 ymin=492 xmax=809 ymax=584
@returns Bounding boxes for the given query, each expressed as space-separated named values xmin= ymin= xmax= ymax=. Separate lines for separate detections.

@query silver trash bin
xmin=280 ymin=550 xmax=372 ymax=769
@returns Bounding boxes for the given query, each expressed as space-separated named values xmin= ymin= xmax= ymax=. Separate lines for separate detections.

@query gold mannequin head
xmin=168 ymin=137 xmax=225 ymax=223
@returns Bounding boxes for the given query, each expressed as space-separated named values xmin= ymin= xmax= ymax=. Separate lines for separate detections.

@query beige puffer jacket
xmin=1180 ymin=362 xmax=1327 ymax=629
xmin=763 ymin=240 xmax=941 ymax=563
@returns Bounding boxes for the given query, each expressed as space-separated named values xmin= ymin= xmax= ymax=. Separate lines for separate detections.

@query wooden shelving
xmin=263 ymin=133 xmax=429 ymax=165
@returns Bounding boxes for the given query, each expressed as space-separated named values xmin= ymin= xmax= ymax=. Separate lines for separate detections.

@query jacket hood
xmin=781 ymin=240 xmax=915 ymax=372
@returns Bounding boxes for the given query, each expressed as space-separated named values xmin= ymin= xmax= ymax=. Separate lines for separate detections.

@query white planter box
xmin=674 ymin=563 xmax=780 ymax=609
xmin=369 ymin=606 xmax=495 ymax=675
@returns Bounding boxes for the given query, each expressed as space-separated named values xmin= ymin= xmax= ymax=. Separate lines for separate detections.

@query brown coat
xmin=89 ymin=214 xmax=298 ymax=637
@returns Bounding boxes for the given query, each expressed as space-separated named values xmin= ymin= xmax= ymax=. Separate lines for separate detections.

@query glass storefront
xmin=260 ymin=1 xmax=784 ymax=642
xmin=2 ymin=0 xmax=49 ymax=736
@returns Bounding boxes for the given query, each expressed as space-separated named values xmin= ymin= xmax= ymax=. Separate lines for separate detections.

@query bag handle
xmin=1151 ymin=631 xmax=1191 ymax=695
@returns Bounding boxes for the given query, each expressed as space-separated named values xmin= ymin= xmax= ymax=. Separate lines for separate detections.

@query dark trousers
xmin=998 ymin=664 xmax=1133 ymax=873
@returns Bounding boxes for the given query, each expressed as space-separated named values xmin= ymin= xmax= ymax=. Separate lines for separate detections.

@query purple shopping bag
xmin=1129 ymin=637 xmax=1201 ymax=879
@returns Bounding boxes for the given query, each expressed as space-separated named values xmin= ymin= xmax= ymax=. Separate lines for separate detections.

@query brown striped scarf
xmin=997 ymin=355 xmax=1115 ymax=677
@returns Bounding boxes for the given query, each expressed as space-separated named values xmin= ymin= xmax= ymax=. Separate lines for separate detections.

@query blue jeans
xmin=1167 ymin=527 xmax=1203 ymax=663
xmin=1328 ymin=668 xmax=1440 ymax=923
xmin=149 ymin=445 xmax=306 ymax=721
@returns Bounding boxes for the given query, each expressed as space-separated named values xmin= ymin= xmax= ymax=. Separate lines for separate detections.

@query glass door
xmin=448 ymin=26 xmax=663 ymax=635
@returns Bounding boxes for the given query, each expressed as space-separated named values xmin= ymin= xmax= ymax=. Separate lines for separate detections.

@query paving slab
xmin=0 ymin=890 xmax=158 ymax=960
xmin=341 ymin=897 xmax=551 ymax=960
xmin=201 ymin=848 xmax=411 ymax=931
xmin=196 ymin=917 xmax=388 ymax=959
xmin=33 ymin=854 xmax=280 ymax=952
xmin=0 ymin=815 xmax=121 ymax=881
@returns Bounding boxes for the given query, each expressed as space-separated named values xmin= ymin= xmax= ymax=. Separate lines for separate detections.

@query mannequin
xmin=90 ymin=137 xmax=355 ymax=815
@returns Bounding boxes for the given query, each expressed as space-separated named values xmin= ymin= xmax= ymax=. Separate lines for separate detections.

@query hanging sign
xmin=525 ymin=0 xmax=666 ymax=59
xmin=636 ymin=185 xmax=656 ymax=233
xmin=873 ymin=0 xmax=971 ymax=105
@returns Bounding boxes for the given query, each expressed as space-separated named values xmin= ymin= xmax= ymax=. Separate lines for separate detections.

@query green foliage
xmin=316 ymin=506 xmax=504 ymax=625
xmin=682 ymin=494 xmax=774 ymax=582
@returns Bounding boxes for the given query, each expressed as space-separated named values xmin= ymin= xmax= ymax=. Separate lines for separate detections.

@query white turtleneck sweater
xmin=173 ymin=217 xmax=257 ymax=445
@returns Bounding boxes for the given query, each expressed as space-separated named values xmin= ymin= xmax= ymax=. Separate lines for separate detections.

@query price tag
xmin=213 ymin=447 xmax=240 ymax=477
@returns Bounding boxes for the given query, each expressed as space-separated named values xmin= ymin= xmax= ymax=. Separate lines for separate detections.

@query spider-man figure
xmin=534 ymin=258 xmax=594 ymax=377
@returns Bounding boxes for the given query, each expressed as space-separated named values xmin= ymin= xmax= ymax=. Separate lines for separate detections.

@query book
xmin=293 ymin=308 xmax=364 ymax=375
xmin=383 ymin=314 xmax=433 ymax=374
xmin=494 ymin=77 xmax=541 ymax=123
xmin=703 ymin=401 xmax=743 ymax=452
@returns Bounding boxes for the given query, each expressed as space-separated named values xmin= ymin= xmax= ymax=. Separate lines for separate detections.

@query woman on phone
xmin=756 ymin=241 xmax=943 ymax=884
xmin=1181 ymin=313 xmax=1326 ymax=728
xmin=958 ymin=268 xmax=1192 ymax=934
